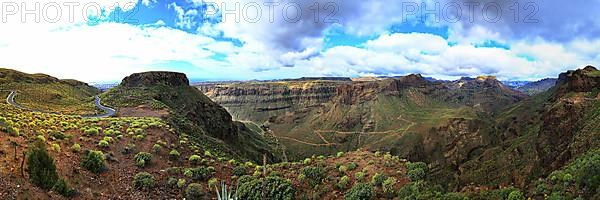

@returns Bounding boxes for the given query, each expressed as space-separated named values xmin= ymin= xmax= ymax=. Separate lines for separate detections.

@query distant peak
xmin=121 ymin=71 xmax=190 ymax=87
xmin=476 ymin=75 xmax=497 ymax=81
xmin=583 ymin=65 xmax=598 ymax=72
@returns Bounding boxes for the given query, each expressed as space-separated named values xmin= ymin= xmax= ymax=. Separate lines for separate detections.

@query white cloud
xmin=292 ymin=33 xmax=600 ymax=80
xmin=142 ymin=0 xmax=157 ymax=7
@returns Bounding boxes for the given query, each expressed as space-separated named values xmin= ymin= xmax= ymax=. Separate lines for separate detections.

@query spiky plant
xmin=215 ymin=181 xmax=238 ymax=200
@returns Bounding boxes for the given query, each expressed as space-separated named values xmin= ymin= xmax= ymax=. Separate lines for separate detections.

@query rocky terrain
xmin=198 ymin=66 xmax=600 ymax=199
xmin=0 ymin=67 xmax=598 ymax=199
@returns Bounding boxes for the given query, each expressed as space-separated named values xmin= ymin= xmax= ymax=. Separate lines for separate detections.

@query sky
xmin=0 ymin=0 xmax=599 ymax=82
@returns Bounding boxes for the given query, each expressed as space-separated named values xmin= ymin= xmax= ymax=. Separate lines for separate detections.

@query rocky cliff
xmin=121 ymin=71 xmax=190 ymax=87
xmin=197 ymin=80 xmax=347 ymax=122
xmin=103 ymin=71 xmax=277 ymax=162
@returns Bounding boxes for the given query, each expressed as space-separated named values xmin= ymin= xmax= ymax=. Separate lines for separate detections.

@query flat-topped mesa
xmin=120 ymin=71 xmax=189 ymax=87
xmin=556 ymin=65 xmax=600 ymax=93
xmin=386 ymin=74 xmax=429 ymax=91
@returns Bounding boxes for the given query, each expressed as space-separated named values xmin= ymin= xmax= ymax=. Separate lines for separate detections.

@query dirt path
xmin=276 ymin=115 xmax=416 ymax=147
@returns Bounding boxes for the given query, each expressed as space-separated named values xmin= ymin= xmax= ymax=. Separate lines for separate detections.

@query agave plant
xmin=215 ymin=181 xmax=238 ymax=200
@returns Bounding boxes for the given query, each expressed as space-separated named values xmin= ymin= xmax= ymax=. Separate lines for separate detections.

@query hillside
xmin=198 ymin=67 xmax=600 ymax=198
xmin=198 ymin=74 xmax=527 ymax=160
xmin=0 ymin=68 xmax=101 ymax=115
xmin=100 ymin=71 xmax=278 ymax=162
xmin=515 ymin=78 xmax=557 ymax=95
xmin=430 ymin=66 xmax=600 ymax=196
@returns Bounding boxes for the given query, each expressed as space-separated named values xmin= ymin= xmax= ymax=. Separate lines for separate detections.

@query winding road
xmin=4 ymin=90 xmax=116 ymax=118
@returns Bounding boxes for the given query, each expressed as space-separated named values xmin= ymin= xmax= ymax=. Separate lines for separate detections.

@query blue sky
xmin=1 ymin=0 xmax=599 ymax=82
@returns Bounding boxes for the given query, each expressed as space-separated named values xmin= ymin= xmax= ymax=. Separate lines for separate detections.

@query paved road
xmin=4 ymin=90 xmax=116 ymax=118
xmin=90 ymin=95 xmax=116 ymax=118
xmin=6 ymin=90 xmax=25 ymax=109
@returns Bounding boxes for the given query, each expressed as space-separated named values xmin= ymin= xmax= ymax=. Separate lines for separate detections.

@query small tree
xmin=27 ymin=141 xmax=59 ymax=190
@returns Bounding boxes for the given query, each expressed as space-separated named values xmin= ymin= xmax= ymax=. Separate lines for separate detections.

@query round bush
xmin=371 ymin=173 xmax=388 ymax=186
xmin=408 ymin=168 xmax=426 ymax=181
xmin=508 ymin=190 xmax=525 ymax=200
xmin=336 ymin=175 xmax=350 ymax=190
xmin=237 ymin=176 xmax=296 ymax=200
xmin=189 ymin=155 xmax=202 ymax=165
xmin=169 ymin=149 xmax=180 ymax=160
xmin=301 ymin=166 xmax=326 ymax=186
xmin=81 ymin=150 xmax=106 ymax=173
xmin=185 ymin=183 xmax=207 ymax=200
xmin=134 ymin=152 xmax=153 ymax=168
xmin=233 ymin=165 xmax=249 ymax=177
xmin=345 ymin=183 xmax=374 ymax=200
xmin=133 ymin=172 xmax=155 ymax=190
xmin=71 ymin=143 xmax=81 ymax=153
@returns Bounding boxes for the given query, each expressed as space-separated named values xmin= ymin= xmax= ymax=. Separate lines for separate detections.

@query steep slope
xmin=0 ymin=68 xmax=100 ymax=115
xmin=435 ymin=66 xmax=600 ymax=193
xmin=101 ymin=71 xmax=277 ymax=162
xmin=196 ymin=79 xmax=348 ymax=122
xmin=516 ymin=78 xmax=557 ymax=95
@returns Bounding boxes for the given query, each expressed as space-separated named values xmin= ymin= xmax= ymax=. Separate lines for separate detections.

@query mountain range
xmin=0 ymin=66 xmax=598 ymax=199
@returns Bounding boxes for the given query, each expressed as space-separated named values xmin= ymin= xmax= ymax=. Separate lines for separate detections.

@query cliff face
xmin=121 ymin=71 xmax=189 ymax=87
xmin=197 ymin=80 xmax=347 ymax=122
xmin=536 ymin=66 xmax=600 ymax=172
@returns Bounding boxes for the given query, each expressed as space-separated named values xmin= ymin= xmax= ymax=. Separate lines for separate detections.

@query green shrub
xmin=49 ymin=131 xmax=69 ymax=140
xmin=337 ymin=152 xmax=345 ymax=158
xmin=303 ymin=158 xmax=312 ymax=165
xmin=133 ymin=172 xmax=155 ymax=190
xmin=185 ymin=183 xmax=207 ymax=200
xmin=177 ymin=179 xmax=187 ymax=188
xmin=233 ymin=165 xmax=249 ymax=177
xmin=355 ymin=172 xmax=366 ymax=181
xmin=169 ymin=149 xmax=180 ymax=160
xmin=371 ymin=173 xmax=388 ymax=186
xmin=98 ymin=140 xmax=109 ymax=148
xmin=302 ymin=166 xmax=326 ymax=186
xmin=71 ymin=143 xmax=81 ymax=153
xmin=189 ymin=155 xmax=201 ymax=165
xmin=347 ymin=162 xmax=358 ymax=171
xmin=186 ymin=166 xmax=216 ymax=181
xmin=152 ymin=144 xmax=161 ymax=153
xmin=27 ymin=141 xmax=59 ymax=189
xmin=81 ymin=150 xmax=106 ymax=173
xmin=36 ymin=135 xmax=46 ymax=142
xmin=51 ymin=143 xmax=61 ymax=152
xmin=406 ymin=162 xmax=428 ymax=172
xmin=407 ymin=168 xmax=426 ymax=181
xmin=336 ymin=175 xmax=350 ymax=190
xmin=382 ymin=177 xmax=397 ymax=197
xmin=52 ymin=178 xmax=76 ymax=197
xmin=167 ymin=177 xmax=178 ymax=188
xmin=84 ymin=128 xmax=99 ymax=136
xmin=134 ymin=152 xmax=153 ymax=168
xmin=204 ymin=150 xmax=213 ymax=157
xmin=339 ymin=165 xmax=349 ymax=173
xmin=345 ymin=183 xmax=374 ymax=200
xmin=237 ymin=176 xmax=295 ymax=200
xmin=508 ymin=190 xmax=525 ymax=200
